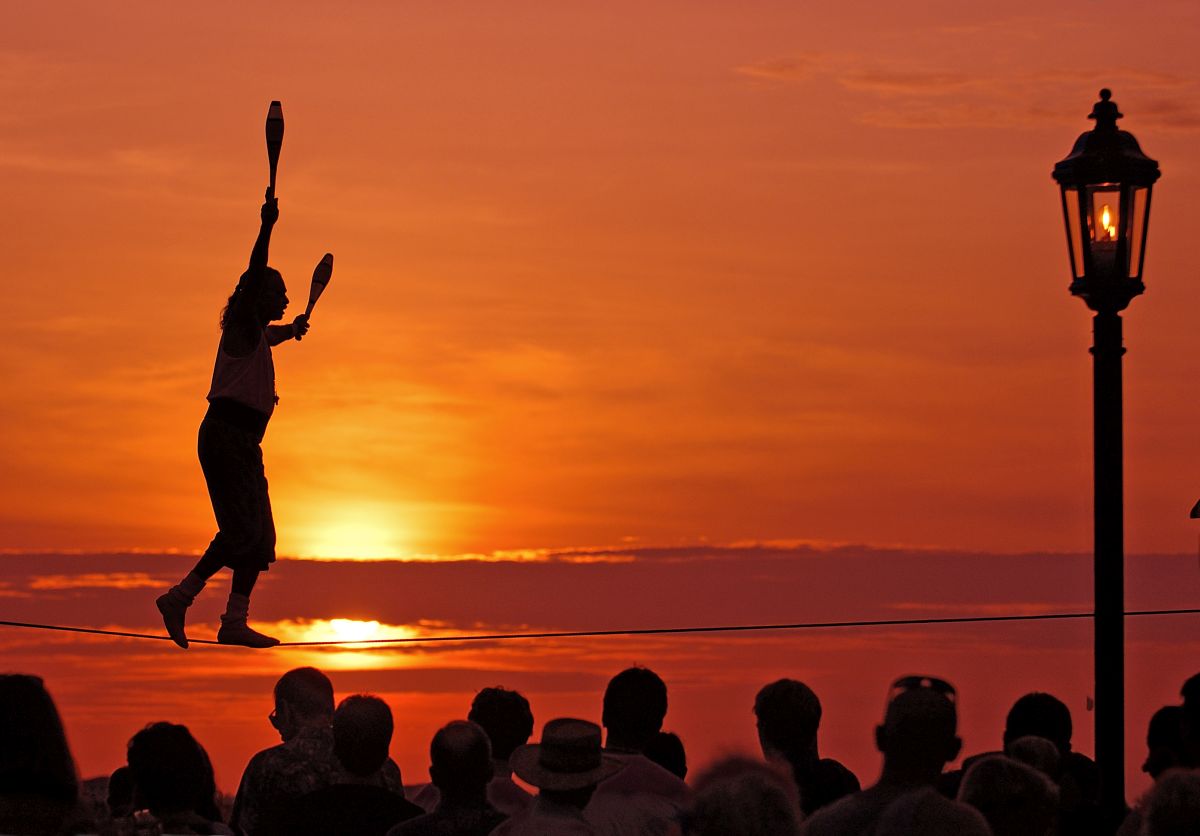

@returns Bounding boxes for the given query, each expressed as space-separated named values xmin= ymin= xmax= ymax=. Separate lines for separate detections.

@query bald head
xmin=430 ymin=721 xmax=493 ymax=796
xmin=275 ymin=667 xmax=333 ymax=719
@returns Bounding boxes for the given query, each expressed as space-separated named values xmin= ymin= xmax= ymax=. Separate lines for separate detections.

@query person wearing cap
xmin=492 ymin=718 xmax=623 ymax=835
xmin=800 ymin=675 xmax=990 ymax=836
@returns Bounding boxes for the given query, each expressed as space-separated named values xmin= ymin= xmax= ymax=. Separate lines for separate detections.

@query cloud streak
xmin=736 ymin=52 xmax=1200 ymax=131
xmin=2 ymin=547 xmax=1193 ymax=802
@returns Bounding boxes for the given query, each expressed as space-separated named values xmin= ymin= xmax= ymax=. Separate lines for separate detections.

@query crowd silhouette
xmin=2 ymin=667 xmax=1199 ymax=835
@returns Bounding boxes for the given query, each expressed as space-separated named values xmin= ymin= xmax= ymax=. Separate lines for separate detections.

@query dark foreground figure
xmin=156 ymin=187 xmax=313 ymax=649
xmin=387 ymin=721 xmax=508 ymax=836
xmin=284 ymin=695 xmax=423 ymax=835
xmin=6 ymin=666 xmax=1200 ymax=835
xmin=799 ymin=675 xmax=991 ymax=836
xmin=231 ymin=668 xmax=405 ymax=836
xmin=754 ymin=678 xmax=860 ymax=816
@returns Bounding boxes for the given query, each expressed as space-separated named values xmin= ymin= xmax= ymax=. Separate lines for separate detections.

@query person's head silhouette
xmin=271 ymin=667 xmax=334 ymax=742
xmin=957 ymin=755 xmax=1058 ymax=836
xmin=106 ymin=766 xmax=135 ymax=820
xmin=430 ymin=721 xmax=493 ymax=801
xmin=224 ymin=267 xmax=289 ymax=330
xmin=1142 ymin=769 xmax=1200 ymax=836
xmin=876 ymin=675 xmax=961 ymax=785
xmin=511 ymin=718 xmax=622 ymax=811
xmin=1004 ymin=735 xmax=1060 ymax=778
xmin=126 ymin=722 xmax=219 ymax=821
xmin=0 ymin=674 xmax=77 ymax=800
xmin=0 ymin=674 xmax=78 ymax=836
xmin=1144 ymin=706 xmax=1188 ymax=779
xmin=754 ymin=678 xmax=822 ymax=767
xmin=1003 ymin=692 xmax=1073 ymax=756
xmin=645 ymin=731 xmax=688 ymax=780
xmin=1180 ymin=673 xmax=1200 ymax=711
xmin=602 ymin=667 xmax=668 ymax=752
xmin=468 ymin=687 xmax=534 ymax=763
xmin=681 ymin=756 xmax=801 ymax=835
xmin=333 ymin=695 xmax=394 ymax=779
xmin=1180 ymin=673 xmax=1200 ymax=767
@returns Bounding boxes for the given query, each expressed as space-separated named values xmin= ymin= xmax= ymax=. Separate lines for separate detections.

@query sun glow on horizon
xmin=266 ymin=617 xmax=462 ymax=670
xmin=292 ymin=506 xmax=413 ymax=561
xmin=328 ymin=618 xmax=382 ymax=643
xmin=272 ymin=618 xmax=418 ymax=644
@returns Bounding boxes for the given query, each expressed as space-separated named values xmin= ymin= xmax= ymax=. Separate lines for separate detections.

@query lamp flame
xmin=1099 ymin=204 xmax=1117 ymax=241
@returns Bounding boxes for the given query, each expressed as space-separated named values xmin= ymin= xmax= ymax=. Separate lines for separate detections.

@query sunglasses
xmin=887 ymin=675 xmax=957 ymax=706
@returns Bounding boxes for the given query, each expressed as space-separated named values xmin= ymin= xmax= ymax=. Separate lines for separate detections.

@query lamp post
xmin=1052 ymin=89 xmax=1159 ymax=823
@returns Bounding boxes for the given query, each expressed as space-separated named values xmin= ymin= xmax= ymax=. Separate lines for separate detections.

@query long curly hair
xmin=221 ymin=267 xmax=282 ymax=330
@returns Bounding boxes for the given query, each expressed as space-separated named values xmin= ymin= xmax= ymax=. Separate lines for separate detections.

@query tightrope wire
xmin=0 ymin=608 xmax=1196 ymax=648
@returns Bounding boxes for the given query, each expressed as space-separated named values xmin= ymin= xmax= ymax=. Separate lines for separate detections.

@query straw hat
xmin=510 ymin=718 xmax=623 ymax=791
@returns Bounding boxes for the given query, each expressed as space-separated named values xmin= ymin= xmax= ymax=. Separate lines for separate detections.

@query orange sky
xmin=1 ymin=1 xmax=1199 ymax=558
xmin=5 ymin=0 xmax=1200 ymax=812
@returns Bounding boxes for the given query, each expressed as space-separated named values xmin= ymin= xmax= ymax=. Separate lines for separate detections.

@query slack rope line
xmin=0 ymin=608 xmax=1197 ymax=648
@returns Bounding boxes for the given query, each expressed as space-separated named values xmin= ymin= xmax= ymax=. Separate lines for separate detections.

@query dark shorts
xmin=198 ymin=399 xmax=276 ymax=572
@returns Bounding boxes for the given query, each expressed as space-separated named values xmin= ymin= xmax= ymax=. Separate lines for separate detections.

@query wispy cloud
xmin=1134 ymin=97 xmax=1200 ymax=131
xmin=29 ymin=572 xmax=166 ymax=591
xmin=0 ymin=144 xmax=203 ymax=177
xmin=841 ymin=70 xmax=975 ymax=96
xmin=735 ymin=51 xmax=1200 ymax=132
xmin=735 ymin=54 xmax=823 ymax=83
xmin=0 ymin=581 xmax=30 ymax=599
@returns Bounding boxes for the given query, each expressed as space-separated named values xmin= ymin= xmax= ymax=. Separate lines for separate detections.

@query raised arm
xmin=248 ymin=189 xmax=279 ymax=275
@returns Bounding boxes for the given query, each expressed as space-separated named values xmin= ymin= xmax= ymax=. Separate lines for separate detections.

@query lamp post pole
xmin=1091 ymin=306 xmax=1125 ymax=819
xmin=1052 ymin=89 xmax=1159 ymax=827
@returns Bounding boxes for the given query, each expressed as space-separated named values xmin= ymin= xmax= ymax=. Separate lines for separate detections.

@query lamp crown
xmin=1088 ymin=89 xmax=1123 ymax=131
xmin=1053 ymin=89 xmax=1158 ymax=188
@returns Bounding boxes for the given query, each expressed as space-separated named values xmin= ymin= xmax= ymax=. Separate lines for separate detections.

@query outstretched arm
xmin=248 ymin=189 xmax=279 ymax=276
xmin=266 ymin=317 xmax=309 ymax=346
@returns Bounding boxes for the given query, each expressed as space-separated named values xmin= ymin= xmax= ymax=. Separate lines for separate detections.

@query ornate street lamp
xmin=1055 ymin=89 xmax=1159 ymax=312
xmin=1052 ymin=89 xmax=1160 ymax=823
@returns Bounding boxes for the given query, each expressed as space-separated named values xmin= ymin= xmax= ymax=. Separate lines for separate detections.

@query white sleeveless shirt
xmin=207 ymin=329 xmax=276 ymax=417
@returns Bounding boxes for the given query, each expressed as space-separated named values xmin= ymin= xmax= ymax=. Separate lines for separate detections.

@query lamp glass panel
xmin=1062 ymin=186 xmax=1085 ymax=279
xmin=1128 ymin=186 xmax=1149 ymax=279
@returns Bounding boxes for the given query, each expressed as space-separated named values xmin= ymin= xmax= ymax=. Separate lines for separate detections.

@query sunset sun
xmin=295 ymin=507 xmax=411 ymax=560
xmin=328 ymin=618 xmax=381 ymax=643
